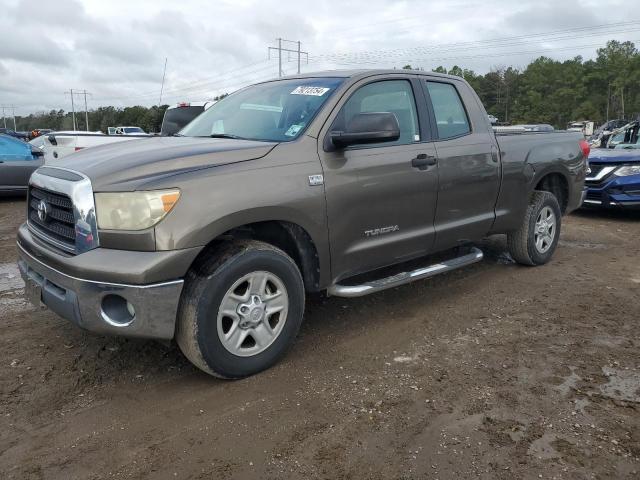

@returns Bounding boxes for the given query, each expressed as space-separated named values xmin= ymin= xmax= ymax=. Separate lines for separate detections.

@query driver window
xmin=333 ymin=80 xmax=420 ymax=146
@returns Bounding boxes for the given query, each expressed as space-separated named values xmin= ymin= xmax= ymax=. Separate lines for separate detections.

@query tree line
xmin=8 ymin=40 xmax=639 ymax=132
xmin=423 ymin=40 xmax=639 ymax=127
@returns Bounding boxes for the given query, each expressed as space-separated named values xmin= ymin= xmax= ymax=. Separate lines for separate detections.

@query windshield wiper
xmin=209 ymin=133 xmax=246 ymax=140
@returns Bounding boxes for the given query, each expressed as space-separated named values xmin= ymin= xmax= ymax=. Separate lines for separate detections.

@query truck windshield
xmin=180 ymin=77 xmax=344 ymax=142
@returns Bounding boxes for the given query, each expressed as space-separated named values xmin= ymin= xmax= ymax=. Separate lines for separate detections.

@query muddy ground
xmin=0 ymin=196 xmax=639 ymax=480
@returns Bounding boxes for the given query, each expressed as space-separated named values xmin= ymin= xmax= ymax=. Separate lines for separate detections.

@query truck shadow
xmin=33 ymin=240 xmax=509 ymax=389
xmin=571 ymin=207 xmax=639 ymax=222
xmin=0 ymin=194 xmax=27 ymax=203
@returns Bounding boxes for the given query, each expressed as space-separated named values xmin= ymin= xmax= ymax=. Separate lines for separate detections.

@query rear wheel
xmin=176 ymin=240 xmax=305 ymax=378
xmin=507 ymin=191 xmax=562 ymax=266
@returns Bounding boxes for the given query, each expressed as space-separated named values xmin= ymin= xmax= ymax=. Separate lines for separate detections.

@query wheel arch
xmin=185 ymin=210 xmax=327 ymax=292
xmin=532 ymin=170 xmax=570 ymax=214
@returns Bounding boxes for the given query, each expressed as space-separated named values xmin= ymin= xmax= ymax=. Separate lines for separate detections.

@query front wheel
xmin=507 ymin=191 xmax=562 ymax=266
xmin=176 ymin=240 xmax=305 ymax=378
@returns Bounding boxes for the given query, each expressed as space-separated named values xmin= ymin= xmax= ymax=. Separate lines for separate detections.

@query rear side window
xmin=426 ymin=82 xmax=471 ymax=139
xmin=333 ymin=80 xmax=420 ymax=146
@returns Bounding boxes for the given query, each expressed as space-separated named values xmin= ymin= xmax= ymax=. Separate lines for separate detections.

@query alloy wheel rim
xmin=217 ymin=271 xmax=289 ymax=357
xmin=534 ymin=206 xmax=556 ymax=254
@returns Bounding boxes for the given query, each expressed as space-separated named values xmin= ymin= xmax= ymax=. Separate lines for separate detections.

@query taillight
xmin=579 ymin=139 xmax=590 ymax=158
xmin=74 ymin=147 xmax=84 ymax=151
xmin=178 ymin=102 xmax=190 ymax=108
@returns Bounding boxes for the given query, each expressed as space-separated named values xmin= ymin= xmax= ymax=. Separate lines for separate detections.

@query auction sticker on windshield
xmin=291 ymin=86 xmax=330 ymax=96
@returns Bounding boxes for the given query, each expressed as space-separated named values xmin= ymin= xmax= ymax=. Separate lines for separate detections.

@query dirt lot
xmin=1 ymin=197 xmax=639 ymax=480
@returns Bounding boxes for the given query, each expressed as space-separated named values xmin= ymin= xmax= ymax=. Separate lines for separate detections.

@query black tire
xmin=176 ymin=240 xmax=305 ymax=379
xmin=507 ymin=191 xmax=562 ymax=266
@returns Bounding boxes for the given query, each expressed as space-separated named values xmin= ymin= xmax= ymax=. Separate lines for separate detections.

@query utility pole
xmin=159 ymin=57 xmax=167 ymax=106
xmin=74 ymin=90 xmax=91 ymax=131
xmin=268 ymin=39 xmax=308 ymax=77
xmin=606 ymin=83 xmax=610 ymax=121
xmin=65 ymin=89 xmax=77 ymax=130
xmin=1 ymin=105 xmax=17 ymax=130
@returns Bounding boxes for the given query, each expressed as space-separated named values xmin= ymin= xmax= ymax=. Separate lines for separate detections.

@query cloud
xmin=0 ymin=0 xmax=637 ymax=114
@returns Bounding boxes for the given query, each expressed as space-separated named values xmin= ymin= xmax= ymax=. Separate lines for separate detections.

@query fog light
xmin=101 ymin=294 xmax=136 ymax=327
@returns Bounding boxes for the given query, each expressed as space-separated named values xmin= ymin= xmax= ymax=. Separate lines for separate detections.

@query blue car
xmin=0 ymin=133 xmax=43 ymax=195
xmin=584 ymin=148 xmax=640 ymax=209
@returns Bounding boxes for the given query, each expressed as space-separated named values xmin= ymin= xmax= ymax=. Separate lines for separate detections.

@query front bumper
xmin=17 ymin=227 xmax=189 ymax=340
xmin=584 ymin=173 xmax=640 ymax=210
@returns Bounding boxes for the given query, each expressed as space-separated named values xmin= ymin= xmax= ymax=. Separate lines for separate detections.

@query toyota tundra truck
xmin=17 ymin=70 xmax=589 ymax=378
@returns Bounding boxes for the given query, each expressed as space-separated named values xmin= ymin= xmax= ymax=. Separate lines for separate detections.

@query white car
xmin=112 ymin=126 xmax=150 ymax=136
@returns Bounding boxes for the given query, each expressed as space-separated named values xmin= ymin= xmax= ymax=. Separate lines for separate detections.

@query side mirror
xmin=330 ymin=112 xmax=400 ymax=148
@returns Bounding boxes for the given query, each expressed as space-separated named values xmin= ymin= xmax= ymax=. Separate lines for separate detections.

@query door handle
xmin=411 ymin=153 xmax=437 ymax=170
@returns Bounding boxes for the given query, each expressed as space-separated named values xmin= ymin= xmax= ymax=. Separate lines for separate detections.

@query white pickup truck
xmin=36 ymin=130 xmax=151 ymax=162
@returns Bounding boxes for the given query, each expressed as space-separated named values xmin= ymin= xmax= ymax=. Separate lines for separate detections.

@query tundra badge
xmin=364 ymin=225 xmax=400 ymax=237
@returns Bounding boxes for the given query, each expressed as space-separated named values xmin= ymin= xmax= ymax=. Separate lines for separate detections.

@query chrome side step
xmin=327 ymin=247 xmax=483 ymax=298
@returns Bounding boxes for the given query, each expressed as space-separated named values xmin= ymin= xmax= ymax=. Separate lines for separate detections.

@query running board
xmin=327 ymin=247 xmax=484 ymax=298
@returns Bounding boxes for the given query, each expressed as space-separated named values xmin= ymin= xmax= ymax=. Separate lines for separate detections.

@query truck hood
xmin=588 ymin=148 xmax=640 ymax=164
xmin=50 ymin=136 xmax=277 ymax=191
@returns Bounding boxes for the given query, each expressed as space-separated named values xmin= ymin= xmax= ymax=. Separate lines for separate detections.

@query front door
xmin=318 ymin=78 xmax=439 ymax=283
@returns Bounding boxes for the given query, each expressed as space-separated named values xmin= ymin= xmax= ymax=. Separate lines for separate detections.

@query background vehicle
xmin=113 ymin=126 xmax=149 ymax=135
xmin=28 ymin=128 xmax=53 ymax=140
xmin=602 ymin=121 xmax=639 ymax=149
xmin=161 ymin=101 xmax=215 ymax=136
xmin=584 ymin=148 xmax=640 ymax=209
xmin=17 ymin=70 xmax=588 ymax=379
xmin=39 ymin=131 xmax=151 ymax=162
xmin=567 ymin=120 xmax=595 ymax=136
xmin=512 ymin=124 xmax=555 ymax=132
xmin=588 ymin=119 xmax=627 ymax=147
xmin=0 ymin=134 xmax=43 ymax=194
xmin=0 ymin=128 xmax=29 ymax=141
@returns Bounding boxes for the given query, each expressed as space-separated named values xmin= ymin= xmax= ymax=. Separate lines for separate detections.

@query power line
xmin=92 ymin=59 xmax=275 ymax=102
xmin=101 ymin=21 xmax=639 ymax=104
xmin=36 ymin=19 xmax=640 ymax=110
xmin=309 ymin=24 xmax=640 ymax=62
xmin=307 ymin=38 xmax=640 ymax=69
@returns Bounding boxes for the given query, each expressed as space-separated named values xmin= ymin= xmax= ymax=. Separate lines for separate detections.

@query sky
xmin=1 ymin=0 xmax=638 ymax=116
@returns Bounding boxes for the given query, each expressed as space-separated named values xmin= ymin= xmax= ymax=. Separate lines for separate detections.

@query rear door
xmin=420 ymin=78 xmax=500 ymax=250
xmin=318 ymin=75 xmax=439 ymax=282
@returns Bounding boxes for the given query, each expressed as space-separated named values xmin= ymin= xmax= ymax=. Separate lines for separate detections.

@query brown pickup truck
xmin=17 ymin=70 xmax=589 ymax=378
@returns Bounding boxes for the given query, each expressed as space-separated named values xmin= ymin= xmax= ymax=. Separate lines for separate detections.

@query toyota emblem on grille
xmin=37 ymin=200 xmax=49 ymax=222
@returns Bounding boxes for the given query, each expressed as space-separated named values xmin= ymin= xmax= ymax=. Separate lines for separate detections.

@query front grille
xmin=585 ymin=163 xmax=615 ymax=186
xmin=587 ymin=163 xmax=606 ymax=178
xmin=28 ymin=186 xmax=76 ymax=253
xmin=586 ymin=190 xmax=603 ymax=201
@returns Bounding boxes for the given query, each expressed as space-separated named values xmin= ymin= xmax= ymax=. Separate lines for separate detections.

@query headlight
xmin=95 ymin=189 xmax=180 ymax=230
xmin=614 ymin=165 xmax=640 ymax=177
